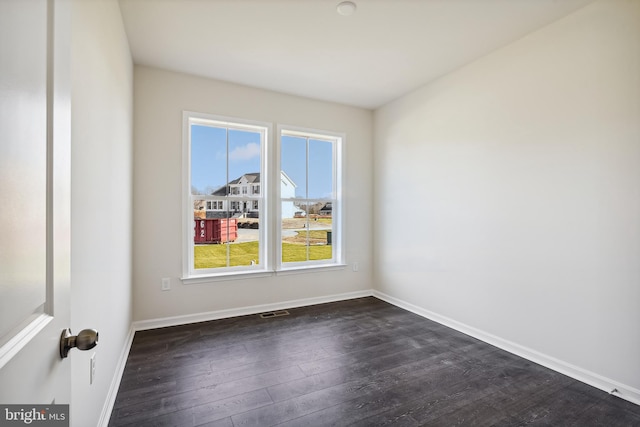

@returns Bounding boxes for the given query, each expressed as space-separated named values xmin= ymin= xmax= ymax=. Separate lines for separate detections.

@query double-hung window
xmin=184 ymin=113 xmax=268 ymax=277
xmin=183 ymin=112 xmax=343 ymax=281
xmin=278 ymin=127 xmax=342 ymax=269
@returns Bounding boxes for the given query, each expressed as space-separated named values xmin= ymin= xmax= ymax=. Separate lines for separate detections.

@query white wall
xmin=133 ymin=66 xmax=373 ymax=322
xmin=70 ymin=0 xmax=133 ymax=425
xmin=374 ymin=0 xmax=640 ymax=402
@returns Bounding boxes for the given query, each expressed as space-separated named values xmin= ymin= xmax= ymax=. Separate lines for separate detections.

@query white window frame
xmin=182 ymin=112 xmax=270 ymax=280
xmin=276 ymin=125 xmax=344 ymax=271
xmin=182 ymin=113 xmax=345 ymax=283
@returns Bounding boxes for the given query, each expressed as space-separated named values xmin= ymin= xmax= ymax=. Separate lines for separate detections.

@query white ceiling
xmin=119 ymin=0 xmax=594 ymax=109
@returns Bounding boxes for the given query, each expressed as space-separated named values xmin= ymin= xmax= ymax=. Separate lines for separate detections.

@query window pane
xmin=281 ymin=135 xmax=307 ymax=199
xmin=282 ymin=201 xmax=307 ymax=262
xmin=191 ymin=125 xmax=228 ymax=196
xmin=230 ymin=201 xmax=260 ymax=267
xmin=309 ymin=228 xmax=332 ymax=261
xmin=194 ymin=211 xmax=229 ymax=269
xmin=229 ymin=242 xmax=259 ymax=267
xmin=281 ymin=201 xmax=334 ymax=264
xmin=308 ymin=139 xmax=333 ymax=199
xmin=310 ymin=208 xmax=332 ymax=261
xmin=194 ymin=244 xmax=227 ymax=269
xmin=194 ymin=205 xmax=262 ymax=268
xmin=228 ymin=129 xmax=262 ymax=202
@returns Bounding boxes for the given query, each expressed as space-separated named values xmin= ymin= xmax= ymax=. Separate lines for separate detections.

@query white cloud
xmin=229 ymin=142 xmax=260 ymax=161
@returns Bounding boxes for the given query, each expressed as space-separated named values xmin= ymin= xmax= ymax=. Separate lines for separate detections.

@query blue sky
xmin=190 ymin=125 xmax=260 ymax=194
xmin=191 ymin=124 xmax=333 ymax=198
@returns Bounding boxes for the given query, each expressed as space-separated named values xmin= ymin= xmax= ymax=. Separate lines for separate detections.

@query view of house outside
xmin=190 ymin=122 xmax=335 ymax=270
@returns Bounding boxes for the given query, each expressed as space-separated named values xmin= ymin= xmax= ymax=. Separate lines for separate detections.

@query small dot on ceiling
xmin=337 ymin=1 xmax=357 ymax=16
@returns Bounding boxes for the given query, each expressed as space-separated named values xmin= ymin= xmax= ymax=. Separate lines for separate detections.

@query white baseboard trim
xmin=132 ymin=289 xmax=374 ymax=332
xmin=372 ymin=290 xmax=640 ymax=407
xmin=98 ymin=325 xmax=135 ymax=427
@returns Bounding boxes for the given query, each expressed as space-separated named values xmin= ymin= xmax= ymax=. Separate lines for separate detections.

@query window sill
xmin=181 ymin=270 xmax=274 ymax=285
xmin=181 ymin=263 xmax=347 ymax=284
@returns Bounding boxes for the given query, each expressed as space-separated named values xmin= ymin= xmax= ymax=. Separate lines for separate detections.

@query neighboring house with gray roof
xmin=195 ymin=171 xmax=296 ymax=218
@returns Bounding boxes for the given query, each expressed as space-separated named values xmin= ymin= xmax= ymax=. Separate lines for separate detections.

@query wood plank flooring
xmin=109 ymin=297 xmax=640 ymax=426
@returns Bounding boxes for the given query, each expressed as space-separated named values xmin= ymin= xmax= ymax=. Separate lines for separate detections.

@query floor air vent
xmin=259 ymin=310 xmax=290 ymax=319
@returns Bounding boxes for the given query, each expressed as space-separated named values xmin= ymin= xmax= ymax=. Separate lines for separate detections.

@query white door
xmin=0 ymin=0 xmax=72 ymax=407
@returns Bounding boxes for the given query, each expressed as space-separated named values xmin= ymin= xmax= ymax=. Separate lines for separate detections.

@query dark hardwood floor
xmin=109 ymin=297 xmax=640 ymax=426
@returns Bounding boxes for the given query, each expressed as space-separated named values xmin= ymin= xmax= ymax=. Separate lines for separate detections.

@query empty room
xmin=1 ymin=0 xmax=639 ymax=426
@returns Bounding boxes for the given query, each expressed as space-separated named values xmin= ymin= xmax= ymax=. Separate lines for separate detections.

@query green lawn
xmin=194 ymin=241 xmax=260 ymax=269
xmin=281 ymin=242 xmax=332 ymax=263
xmin=195 ymin=238 xmax=332 ymax=269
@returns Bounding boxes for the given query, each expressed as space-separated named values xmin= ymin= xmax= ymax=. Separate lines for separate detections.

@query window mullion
xmin=225 ymin=127 xmax=230 ymax=267
xmin=305 ymin=137 xmax=310 ymax=261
